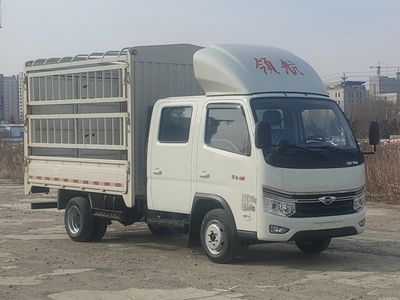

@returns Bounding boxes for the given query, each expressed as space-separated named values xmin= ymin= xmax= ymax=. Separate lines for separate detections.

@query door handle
xmin=199 ymin=170 xmax=210 ymax=178
xmin=153 ymin=168 xmax=162 ymax=175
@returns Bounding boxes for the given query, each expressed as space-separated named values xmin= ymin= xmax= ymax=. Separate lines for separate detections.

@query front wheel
xmin=200 ymin=208 xmax=238 ymax=264
xmin=295 ymin=238 xmax=331 ymax=253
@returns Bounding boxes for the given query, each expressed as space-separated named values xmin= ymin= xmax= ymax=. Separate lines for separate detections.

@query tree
xmin=347 ymin=97 xmax=400 ymax=139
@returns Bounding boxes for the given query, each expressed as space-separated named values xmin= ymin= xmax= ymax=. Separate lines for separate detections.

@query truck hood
xmin=265 ymin=164 xmax=365 ymax=193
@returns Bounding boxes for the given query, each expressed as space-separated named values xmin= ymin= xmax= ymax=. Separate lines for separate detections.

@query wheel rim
xmin=67 ymin=206 xmax=81 ymax=235
xmin=204 ymin=221 xmax=225 ymax=255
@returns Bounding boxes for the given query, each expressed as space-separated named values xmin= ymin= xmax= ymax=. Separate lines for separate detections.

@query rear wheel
xmin=200 ymin=208 xmax=238 ymax=264
xmin=295 ymin=238 xmax=331 ymax=253
xmin=64 ymin=197 xmax=94 ymax=242
xmin=91 ymin=218 xmax=108 ymax=241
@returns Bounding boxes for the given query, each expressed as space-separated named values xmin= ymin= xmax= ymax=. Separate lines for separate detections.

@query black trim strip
xmin=289 ymin=227 xmax=358 ymax=241
xmin=263 ymin=186 xmax=365 ymax=201
xmin=206 ymin=92 xmax=330 ymax=98
xmin=146 ymin=209 xmax=190 ymax=229
xmin=237 ymin=230 xmax=257 ymax=239
xmin=30 ymin=201 xmax=57 ymax=209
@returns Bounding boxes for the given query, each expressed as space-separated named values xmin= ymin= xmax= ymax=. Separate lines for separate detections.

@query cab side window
xmin=205 ymin=105 xmax=251 ymax=156
xmin=158 ymin=106 xmax=192 ymax=143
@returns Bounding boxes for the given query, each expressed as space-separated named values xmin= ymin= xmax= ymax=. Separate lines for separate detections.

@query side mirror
xmin=255 ymin=121 xmax=272 ymax=149
xmin=369 ymin=121 xmax=380 ymax=146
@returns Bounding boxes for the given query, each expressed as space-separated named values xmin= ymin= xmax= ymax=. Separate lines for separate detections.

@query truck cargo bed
xmin=24 ymin=44 xmax=203 ymax=207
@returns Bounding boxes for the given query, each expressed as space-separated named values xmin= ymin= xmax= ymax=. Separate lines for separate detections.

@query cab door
xmin=148 ymin=102 xmax=196 ymax=214
xmin=195 ymin=102 xmax=257 ymax=232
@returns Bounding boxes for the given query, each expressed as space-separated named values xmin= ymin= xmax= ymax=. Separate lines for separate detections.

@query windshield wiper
xmin=309 ymin=145 xmax=359 ymax=159
xmin=268 ymin=141 xmax=327 ymax=159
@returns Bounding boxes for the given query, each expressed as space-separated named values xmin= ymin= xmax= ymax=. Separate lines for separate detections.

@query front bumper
xmin=257 ymin=208 xmax=366 ymax=242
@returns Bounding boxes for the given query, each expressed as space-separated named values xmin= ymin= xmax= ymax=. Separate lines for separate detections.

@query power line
xmin=323 ymin=71 xmax=400 ymax=81
xmin=321 ymin=71 xmax=376 ymax=79
xmin=321 ymin=73 xmax=343 ymax=79
xmin=322 ymin=69 xmax=400 ymax=79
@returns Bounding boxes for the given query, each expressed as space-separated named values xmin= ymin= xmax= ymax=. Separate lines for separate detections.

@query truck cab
xmin=146 ymin=45 xmax=377 ymax=263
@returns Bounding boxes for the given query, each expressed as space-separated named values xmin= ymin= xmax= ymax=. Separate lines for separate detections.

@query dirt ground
xmin=0 ymin=179 xmax=400 ymax=300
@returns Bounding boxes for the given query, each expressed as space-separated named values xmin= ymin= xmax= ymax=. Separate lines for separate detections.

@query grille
xmin=292 ymin=199 xmax=355 ymax=218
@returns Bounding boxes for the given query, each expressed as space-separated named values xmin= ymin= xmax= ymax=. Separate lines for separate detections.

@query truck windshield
xmin=251 ymin=97 xmax=363 ymax=169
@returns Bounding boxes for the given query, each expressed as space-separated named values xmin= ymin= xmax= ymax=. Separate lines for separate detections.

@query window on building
xmin=158 ymin=106 xmax=192 ymax=143
xmin=205 ymin=104 xmax=251 ymax=156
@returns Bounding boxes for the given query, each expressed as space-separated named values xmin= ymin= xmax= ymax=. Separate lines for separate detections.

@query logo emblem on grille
xmin=318 ymin=196 xmax=336 ymax=205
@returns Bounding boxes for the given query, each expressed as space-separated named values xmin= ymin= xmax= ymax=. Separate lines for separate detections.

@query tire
xmin=200 ymin=208 xmax=238 ymax=264
xmin=64 ymin=197 xmax=94 ymax=242
xmin=147 ymin=224 xmax=173 ymax=235
xmin=91 ymin=218 xmax=108 ymax=241
xmin=295 ymin=238 xmax=331 ymax=254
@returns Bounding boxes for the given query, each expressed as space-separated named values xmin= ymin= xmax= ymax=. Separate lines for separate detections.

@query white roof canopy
xmin=193 ymin=44 xmax=327 ymax=96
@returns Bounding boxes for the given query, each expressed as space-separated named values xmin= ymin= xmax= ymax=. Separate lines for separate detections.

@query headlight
xmin=353 ymin=192 xmax=365 ymax=211
xmin=263 ymin=187 xmax=296 ymax=217
xmin=264 ymin=198 xmax=296 ymax=216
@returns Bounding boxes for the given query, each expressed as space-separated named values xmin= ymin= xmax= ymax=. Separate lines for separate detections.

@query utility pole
xmin=341 ymin=73 xmax=351 ymax=120
xmin=0 ymin=0 xmax=2 ymax=28
xmin=341 ymin=72 xmax=348 ymax=84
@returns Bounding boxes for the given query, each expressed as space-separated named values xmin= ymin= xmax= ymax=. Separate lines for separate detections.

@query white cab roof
xmin=193 ymin=44 xmax=327 ymax=97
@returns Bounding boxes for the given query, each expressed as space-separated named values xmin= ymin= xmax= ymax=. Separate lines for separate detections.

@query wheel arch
xmin=188 ymin=193 xmax=237 ymax=247
xmin=57 ymin=190 xmax=89 ymax=210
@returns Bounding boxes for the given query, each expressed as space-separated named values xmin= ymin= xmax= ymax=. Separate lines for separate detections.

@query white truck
xmin=24 ymin=44 xmax=379 ymax=263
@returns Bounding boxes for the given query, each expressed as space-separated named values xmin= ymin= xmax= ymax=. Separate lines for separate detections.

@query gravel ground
xmin=0 ymin=179 xmax=400 ymax=300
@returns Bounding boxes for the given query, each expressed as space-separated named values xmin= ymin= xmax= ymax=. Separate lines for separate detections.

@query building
xmin=376 ymin=92 xmax=400 ymax=104
xmin=369 ymin=74 xmax=400 ymax=97
xmin=326 ymin=80 xmax=367 ymax=116
xmin=369 ymin=74 xmax=400 ymax=106
xmin=18 ymin=72 xmax=24 ymax=123
xmin=0 ymin=74 xmax=4 ymax=122
xmin=0 ymin=74 xmax=20 ymax=124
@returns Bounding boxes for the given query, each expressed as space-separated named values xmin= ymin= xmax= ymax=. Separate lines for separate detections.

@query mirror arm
xmin=363 ymin=145 xmax=377 ymax=155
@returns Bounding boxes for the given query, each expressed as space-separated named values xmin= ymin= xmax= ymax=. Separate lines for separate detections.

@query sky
xmin=0 ymin=0 xmax=399 ymax=82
